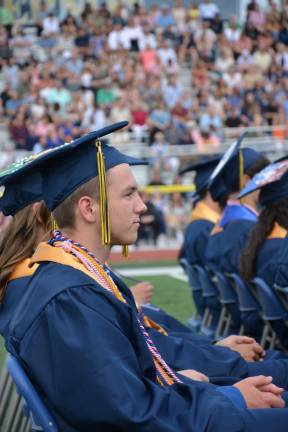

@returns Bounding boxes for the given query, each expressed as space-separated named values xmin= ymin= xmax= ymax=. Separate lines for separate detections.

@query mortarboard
xmin=208 ymin=132 xmax=265 ymax=193
xmin=238 ymin=159 xmax=288 ymax=206
xmin=179 ymin=156 xmax=229 ymax=202
xmin=0 ymin=121 xmax=147 ymax=252
xmin=0 ymin=171 xmax=42 ymax=216
xmin=180 ymin=156 xmax=221 ymax=192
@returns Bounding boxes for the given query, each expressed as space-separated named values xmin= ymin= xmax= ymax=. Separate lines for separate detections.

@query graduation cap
xmin=180 ymin=156 xmax=221 ymax=192
xmin=180 ymin=156 xmax=229 ymax=202
xmin=1 ymin=121 xmax=147 ymax=251
xmin=208 ymin=132 xmax=265 ymax=193
xmin=0 ymin=171 xmax=42 ymax=216
xmin=238 ymin=159 xmax=288 ymax=206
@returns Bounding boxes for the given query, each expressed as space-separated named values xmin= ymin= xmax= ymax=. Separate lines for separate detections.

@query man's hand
xmin=234 ymin=376 xmax=285 ymax=409
xmin=216 ymin=335 xmax=265 ymax=361
xmin=178 ymin=369 xmax=209 ymax=382
xmin=130 ymin=282 xmax=154 ymax=307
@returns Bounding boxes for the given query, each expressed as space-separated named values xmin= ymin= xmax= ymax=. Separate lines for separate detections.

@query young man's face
xmin=107 ymin=164 xmax=147 ymax=245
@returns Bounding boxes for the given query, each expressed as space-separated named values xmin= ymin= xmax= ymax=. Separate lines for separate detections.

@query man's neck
xmin=201 ymin=193 xmax=222 ymax=215
xmin=61 ymin=229 xmax=110 ymax=265
xmin=227 ymin=192 xmax=258 ymax=212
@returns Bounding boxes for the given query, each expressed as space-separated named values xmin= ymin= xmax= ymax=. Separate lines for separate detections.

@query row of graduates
xmin=180 ymin=138 xmax=288 ymax=349
xmin=2 ymin=122 xmax=288 ymax=430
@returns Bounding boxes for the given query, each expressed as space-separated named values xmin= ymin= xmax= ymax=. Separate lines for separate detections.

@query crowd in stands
xmin=0 ymin=0 xmax=288 ymax=243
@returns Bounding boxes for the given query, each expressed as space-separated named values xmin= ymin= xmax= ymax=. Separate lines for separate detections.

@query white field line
xmin=118 ymin=266 xmax=188 ymax=283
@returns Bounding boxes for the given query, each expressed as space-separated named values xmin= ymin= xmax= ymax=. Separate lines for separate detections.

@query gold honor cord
xmin=96 ymin=139 xmax=110 ymax=246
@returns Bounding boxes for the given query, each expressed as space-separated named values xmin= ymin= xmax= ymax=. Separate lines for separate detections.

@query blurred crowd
xmin=1 ymin=0 xmax=288 ymax=243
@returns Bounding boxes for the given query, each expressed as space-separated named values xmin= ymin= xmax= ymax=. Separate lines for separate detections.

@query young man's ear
xmin=78 ymin=196 xmax=98 ymax=223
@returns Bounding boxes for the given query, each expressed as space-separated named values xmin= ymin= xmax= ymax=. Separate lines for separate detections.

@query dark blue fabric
xmin=0 ymin=172 xmax=42 ymax=216
xmin=205 ymin=204 xmax=261 ymax=338
xmin=205 ymin=219 xmax=256 ymax=274
xmin=183 ymin=219 xmax=214 ymax=267
xmin=4 ymin=263 xmax=288 ymax=429
xmin=6 ymin=262 xmax=253 ymax=432
xmin=256 ymin=237 xmax=288 ymax=348
xmin=256 ymin=238 xmax=286 ymax=288
xmin=219 ymin=204 xmax=258 ymax=229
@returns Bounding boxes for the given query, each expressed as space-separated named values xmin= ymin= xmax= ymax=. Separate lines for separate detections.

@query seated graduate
xmin=239 ymin=158 xmax=288 ymax=349
xmin=0 ymin=164 xmax=271 ymax=374
xmin=179 ymin=156 xmax=229 ymax=268
xmin=177 ymin=156 xmax=229 ymax=327
xmin=203 ymin=138 xmax=269 ymax=338
xmin=2 ymin=122 xmax=288 ymax=431
xmin=205 ymin=138 xmax=269 ymax=275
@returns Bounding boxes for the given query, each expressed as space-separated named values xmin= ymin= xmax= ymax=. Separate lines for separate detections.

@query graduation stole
xmin=267 ymin=223 xmax=288 ymax=240
xmin=49 ymin=231 xmax=182 ymax=387
xmin=190 ymin=201 xmax=220 ymax=224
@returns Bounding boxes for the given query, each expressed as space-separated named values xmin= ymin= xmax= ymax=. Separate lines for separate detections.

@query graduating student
xmin=3 ymin=123 xmax=288 ymax=431
xmin=178 ymin=156 xmax=229 ymax=326
xmin=239 ymin=158 xmax=288 ymax=349
xmin=180 ymin=156 xmax=229 ymax=268
xmin=0 ymin=159 xmax=272 ymax=377
xmin=205 ymin=147 xmax=269 ymax=275
xmin=203 ymin=138 xmax=269 ymax=337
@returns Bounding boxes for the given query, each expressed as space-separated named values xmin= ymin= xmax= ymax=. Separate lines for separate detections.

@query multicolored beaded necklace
xmin=49 ymin=230 xmax=182 ymax=387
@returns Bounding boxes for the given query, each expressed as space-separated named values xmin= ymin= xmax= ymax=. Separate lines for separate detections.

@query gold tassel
xmin=51 ymin=215 xmax=58 ymax=232
xmin=122 ymin=245 xmax=129 ymax=257
xmin=239 ymin=149 xmax=244 ymax=191
xmin=96 ymin=139 xmax=110 ymax=245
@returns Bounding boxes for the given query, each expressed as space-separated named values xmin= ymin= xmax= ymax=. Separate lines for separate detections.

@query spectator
xmin=191 ymin=127 xmax=220 ymax=152
xmin=162 ymin=74 xmax=183 ymax=108
xmin=155 ymin=4 xmax=175 ymax=29
xmin=42 ymin=12 xmax=60 ymax=36
xmin=199 ymin=0 xmax=219 ymax=22
xmin=147 ymin=98 xmax=171 ymax=143
xmin=150 ymin=131 xmax=179 ymax=179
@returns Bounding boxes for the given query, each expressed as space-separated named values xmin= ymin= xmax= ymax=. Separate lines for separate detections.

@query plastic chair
xmin=274 ymin=284 xmax=288 ymax=311
xmin=251 ymin=278 xmax=288 ymax=349
xmin=6 ymin=355 xmax=58 ymax=432
xmin=193 ymin=265 xmax=221 ymax=337
xmin=227 ymin=273 xmax=263 ymax=341
xmin=212 ymin=271 xmax=241 ymax=338
xmin=227 ymin=273 xmax=259 ymax=312
xmin=179 ymin=258 xmax=204 ymax=330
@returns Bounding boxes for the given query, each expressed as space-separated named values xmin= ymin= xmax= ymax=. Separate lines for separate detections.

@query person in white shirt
xmin=107 ymin=23 xmax=123 ymax=51
xmin=199 ymin=0 xmax=219 ymax=21
xmin=42 ymin=12 xmax=60 ymax=36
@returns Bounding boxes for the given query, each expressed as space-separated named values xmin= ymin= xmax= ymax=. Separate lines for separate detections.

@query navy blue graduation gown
xmin=205 ymin=203 xmax=257 ymax=274
xmin=183 ymin=219 xmax=215 ymax=266
xmin=142 ymin=305 xmax=213 ymax=344
xmin=204 ymin=204 xmax=261 ymax=337
xmin=6 ymin=244 xmax=288 ymax=431
xmin=181 ymin=201 xmax=219 ymax=267
xmin=2 ymin=259 xmax=288 ymax=392
xmin=256 ymin=233 xmax=288 ymax=348
xmin=275 ymin=237 xmax=288 ymax=286
xmin=256 ymin=238 xmax=287 ymax=288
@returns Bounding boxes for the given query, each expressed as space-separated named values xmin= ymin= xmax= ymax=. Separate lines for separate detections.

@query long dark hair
xmin=239 ymin=197 xmax=288 ymax=282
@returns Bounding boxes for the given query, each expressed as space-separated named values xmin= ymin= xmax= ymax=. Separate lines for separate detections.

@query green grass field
xmin=0 ymin=262 xmax=194 ymax=370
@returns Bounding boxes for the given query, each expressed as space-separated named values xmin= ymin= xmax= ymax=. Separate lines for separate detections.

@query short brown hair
xmin=53 ymin=177 xmax=99 ymax=229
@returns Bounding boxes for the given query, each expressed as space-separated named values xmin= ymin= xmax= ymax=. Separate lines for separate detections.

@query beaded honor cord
xmin=49 ymin=231 xmax=182 ymax=387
